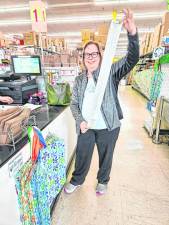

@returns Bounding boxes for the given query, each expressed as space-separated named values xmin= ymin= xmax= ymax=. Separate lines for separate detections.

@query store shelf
xmin=140 ymin=51 xmax=153 ymax=59
xmin=132 ymin=85 xmax=150 ymax=100
xmin=153 ymin=97 xmax=169 ymax=144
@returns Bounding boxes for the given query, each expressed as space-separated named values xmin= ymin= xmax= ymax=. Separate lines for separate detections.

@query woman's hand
xmin=123 ymin=9 xmax=137 ymax=35
xmin=0 ymin=96 xmax=13 ymax=104
xmin=80 ymin=121 xmax=89 ymax=134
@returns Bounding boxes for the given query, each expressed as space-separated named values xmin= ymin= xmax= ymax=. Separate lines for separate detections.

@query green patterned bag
xmin=47 ymin=82 xmax=71 ymax=106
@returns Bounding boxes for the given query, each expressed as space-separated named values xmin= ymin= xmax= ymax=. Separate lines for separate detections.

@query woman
xmin=64 ymin=9 xmax=139 ymax=195
xmin=0 ymin=96 xmax=13 ymax=104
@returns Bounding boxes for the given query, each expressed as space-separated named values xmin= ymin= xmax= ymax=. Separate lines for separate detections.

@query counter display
xmin=0 ymin=105 xmax=77 ymax=225
xmin=0 ymin=105 xmax=65 ymax=168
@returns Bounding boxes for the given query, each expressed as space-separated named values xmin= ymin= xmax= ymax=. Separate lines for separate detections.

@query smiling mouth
xmin=87 ymin=60 xmax=95 ymax=64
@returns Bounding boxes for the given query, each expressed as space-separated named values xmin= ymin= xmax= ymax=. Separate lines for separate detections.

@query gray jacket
xmin=70 ymin=32 xmax=139 ymax=134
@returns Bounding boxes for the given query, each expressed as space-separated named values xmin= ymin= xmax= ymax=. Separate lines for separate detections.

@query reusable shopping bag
xmin=47 ymin=82 xmax=71 ymax=106
xmin=15 ymin=128 xmax=66 ymax=225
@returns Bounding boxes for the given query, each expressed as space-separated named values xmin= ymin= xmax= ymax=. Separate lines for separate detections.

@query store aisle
xmin=52 ymin=86 xmax=169 ymax=225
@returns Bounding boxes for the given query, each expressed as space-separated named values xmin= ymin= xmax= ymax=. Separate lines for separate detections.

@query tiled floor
xmin=52 ymin=86 xmax=169 ymax=225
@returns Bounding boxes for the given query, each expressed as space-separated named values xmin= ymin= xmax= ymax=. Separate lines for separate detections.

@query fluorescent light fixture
xmin=0 ymin=20 xmax=30 ymax=26
xmin=47 ymin=28 xmax=151 ymax=38
xmin=47 ymin=15 xmax=111 ymax=24
xmin=49 ymin=2 xmax=93 ymax=8
xmin=0 ymin=12 xmax=163 ymax=26
xmin=0 ymin=5 xmax=29 ymax=13
xmin=4 ymin=33 xmax=23 ymax=37
xmin=47 ymin=12 xmax=163 ymax=24
xmin=48 ymin=32 xmax=81 ymax=37
xmin=94 ymin=0 xmax=162 ymax=5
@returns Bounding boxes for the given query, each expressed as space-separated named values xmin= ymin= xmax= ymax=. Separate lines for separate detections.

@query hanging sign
xmin=29 ymin=1 xmax=47 ymax=33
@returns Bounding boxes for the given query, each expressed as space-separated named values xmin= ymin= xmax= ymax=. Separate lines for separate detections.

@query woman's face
xmin=84 ymin=44 xmax=100 ymax=73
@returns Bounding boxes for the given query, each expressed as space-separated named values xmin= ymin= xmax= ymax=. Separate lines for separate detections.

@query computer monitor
xmin=11 ymin=55 xmax=42 ymax=79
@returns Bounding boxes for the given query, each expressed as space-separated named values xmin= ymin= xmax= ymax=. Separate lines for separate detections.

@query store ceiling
xmin=0 ymin=0 xmax=167 ymax=55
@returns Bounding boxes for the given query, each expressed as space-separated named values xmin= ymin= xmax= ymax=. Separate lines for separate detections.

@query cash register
xmin=0 ymin=55 xmax=42 ymax=104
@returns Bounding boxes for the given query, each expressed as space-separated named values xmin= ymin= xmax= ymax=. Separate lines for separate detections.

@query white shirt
xmin=82 ymin=77 xmax=107 ymax=129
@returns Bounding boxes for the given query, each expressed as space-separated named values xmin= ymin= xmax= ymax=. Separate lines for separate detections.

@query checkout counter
xmin=0 ymin=105 xmax=77 ymax=225
xmin=0 ymin=55 xmax=41 ymax=104
xmin=0 ymin=55 xmax=77 ymax=225
xmin=0 ymin=78 xmax=38 ymax=104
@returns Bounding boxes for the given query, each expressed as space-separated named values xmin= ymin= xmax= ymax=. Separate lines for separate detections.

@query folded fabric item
xmin=15 ymin=134 xmax=66 ymax=225
xmin=28 ymin=126 xmax=47 ymax=162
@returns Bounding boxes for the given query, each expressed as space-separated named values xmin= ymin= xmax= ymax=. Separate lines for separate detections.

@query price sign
xmin=29 ymin=1 xmax=47 ymax=33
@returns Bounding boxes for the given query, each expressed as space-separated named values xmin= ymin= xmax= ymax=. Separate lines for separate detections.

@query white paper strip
xmin=88 ymin=21 xmax=122 ymax=128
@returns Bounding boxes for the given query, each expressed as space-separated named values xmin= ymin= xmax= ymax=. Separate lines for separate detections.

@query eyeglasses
xmin=84 ymin=52 xmax=99 ymax=59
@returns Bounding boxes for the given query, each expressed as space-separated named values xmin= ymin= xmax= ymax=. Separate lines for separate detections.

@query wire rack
xmin=0 ymin=115 xmax=36 ymax=151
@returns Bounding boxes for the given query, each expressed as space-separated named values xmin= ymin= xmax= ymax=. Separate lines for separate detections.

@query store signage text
xmin=29 ymin=1 xmax=47 ymax=33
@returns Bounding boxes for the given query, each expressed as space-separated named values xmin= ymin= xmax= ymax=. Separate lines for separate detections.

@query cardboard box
xmin=94 ymin=34 xmax=107 ymax=45
xmin=61 ymin=54 xmax=69 ymax=64
xmin=0 ymin=39 xmax=6 ymax=47
xmin=147 ymin=33 xmax=154 ymax=52
xmin=140 ymin=46 xmax=144 ymax=55
xmin=159 ymin=12 xmax=169 ymax=45
xmin=70 ymin=56 xmax=77 ymax=64
xmin=23 ymin=31 xmax=39 ymax=46
xmin=162 ymin=12 xmax=169 ymax=25
xmin=98 ymin=24 xmax=109 ymax=36
xmin=142 ymin=33 xmax=147 ymax=43
xmin=160 ymin=24 xmax=169 ymax=42
xmin=146 ymin=33 xmax=152 ymax=47
xmin=81 ymin=29 xmax=91 ymax=42
xmin=42 ymin=36 xmax=48 ymax=49
xmin=152 ymin=24 xmax=162 ymax=49
xmin=94 ymin=34 xmax=100 ymax=43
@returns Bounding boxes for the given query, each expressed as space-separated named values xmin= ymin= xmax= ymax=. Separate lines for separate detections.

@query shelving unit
xmin=132 ymin=53 xmax=169 ymax=143
xmin=153 ymin=97 xmax=169 ymax=144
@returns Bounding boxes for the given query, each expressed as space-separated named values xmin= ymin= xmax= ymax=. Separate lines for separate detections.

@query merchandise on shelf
xmin=140 ymin=12 xmax=169 ymax=56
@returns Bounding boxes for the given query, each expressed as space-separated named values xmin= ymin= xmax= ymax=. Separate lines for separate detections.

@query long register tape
xmin=88 ymin=14 xmax=122 ymax=128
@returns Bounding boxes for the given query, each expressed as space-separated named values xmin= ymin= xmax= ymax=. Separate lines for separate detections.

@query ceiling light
xmin=0 ymin=12 xmax=163 ymax=27
xmin=49 ymin=2 xmax=93 ymax=8
xmin=0 ymin=20 xmax=30 ymax=26
xmin=94 ymin=0 xmax=162 ymax=5
xmin=0 ymin=5 xmax=29 ymax=13
xmin=47 ymin=28 xmax=152 ymax=38
xmin=48 ymin=15 xmax=110 ymax=24
xmin=48 ymin=32 xmax=81 ymax=37
xmin=4 ymin=33 xmax=23 ymax=38
xmin=47 ymin=11 xmax=163 ymax=24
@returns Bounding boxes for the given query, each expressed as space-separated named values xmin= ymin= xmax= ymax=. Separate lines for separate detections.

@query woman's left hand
xmin=122 ymin=9 xmax=137 ymax=35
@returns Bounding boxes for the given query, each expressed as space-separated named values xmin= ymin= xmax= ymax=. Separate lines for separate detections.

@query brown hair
xmin=82 ymin=41 xmax=102 ymax=70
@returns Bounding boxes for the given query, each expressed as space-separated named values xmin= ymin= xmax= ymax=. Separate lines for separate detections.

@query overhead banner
xmin=29 ymin=0 xmax=47 ymax=33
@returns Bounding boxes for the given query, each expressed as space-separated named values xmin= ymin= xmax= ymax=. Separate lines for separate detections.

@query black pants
xmin=70 ymin=127 xmax=120 ymax=185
